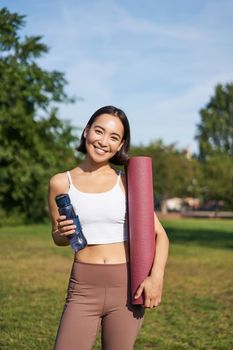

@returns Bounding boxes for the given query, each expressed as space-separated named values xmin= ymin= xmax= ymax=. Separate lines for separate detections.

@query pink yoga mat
xmin=126 ymin=156 xmax=156 ymax=305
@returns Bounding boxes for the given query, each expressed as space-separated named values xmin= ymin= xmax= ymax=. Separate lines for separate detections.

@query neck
xmin=80 ymin=158 xmax=112 ymax=174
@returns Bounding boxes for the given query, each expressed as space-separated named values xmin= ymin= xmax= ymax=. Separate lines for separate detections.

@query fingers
xmin=134 ymin=284 xmax=144 ymax=300
xmin=134 ymin=280 xmax=162 ymax=309
xmin=56 ymin=216 xmax=76 ymax=236
xmin=144 ymin=287 xmax=162 ymax=308
xmin=144 ymin=296 xmax=161 ymax=309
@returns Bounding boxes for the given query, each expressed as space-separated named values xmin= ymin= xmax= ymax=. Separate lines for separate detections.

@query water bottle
xmin=55 ymin=193 xmax=87 ymax=252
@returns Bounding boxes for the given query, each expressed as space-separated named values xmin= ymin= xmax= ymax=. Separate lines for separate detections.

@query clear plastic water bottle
xmin=55 ymin=193 xmax=87 ymax=252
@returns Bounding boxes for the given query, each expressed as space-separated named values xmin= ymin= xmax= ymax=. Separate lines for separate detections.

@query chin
xmin=89 ymin=153 xmax=110 ymax=164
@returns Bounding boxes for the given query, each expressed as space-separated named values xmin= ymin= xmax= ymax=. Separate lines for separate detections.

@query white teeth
xmin=95 ymin=147 xmax=106 ymax=155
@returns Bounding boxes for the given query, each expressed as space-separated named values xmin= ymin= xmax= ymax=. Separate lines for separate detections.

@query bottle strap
xmin=67 ymin=171 xmax=73 ymax=186
xmin=116 ymin=170 xmax=122 ymax=185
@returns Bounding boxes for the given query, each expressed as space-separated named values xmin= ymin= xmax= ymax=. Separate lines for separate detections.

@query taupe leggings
xmin=54 ymin=261 xmax=145 ymax=350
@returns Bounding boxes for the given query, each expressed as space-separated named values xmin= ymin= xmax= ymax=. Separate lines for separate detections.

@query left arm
xmin=134 ymin=212 xmax=169 ymax=308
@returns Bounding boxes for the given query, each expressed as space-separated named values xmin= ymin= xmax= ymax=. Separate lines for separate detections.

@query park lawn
xmin=0 ymin=219 xmax=232 ymax=350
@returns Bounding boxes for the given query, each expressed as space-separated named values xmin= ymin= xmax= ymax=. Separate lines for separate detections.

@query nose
xmin=98 ymin=134 xmax=108 ymax=147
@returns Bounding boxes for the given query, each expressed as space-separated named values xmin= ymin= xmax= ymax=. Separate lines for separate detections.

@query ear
xmin=83 ymin=126 xmax=89 ymax=138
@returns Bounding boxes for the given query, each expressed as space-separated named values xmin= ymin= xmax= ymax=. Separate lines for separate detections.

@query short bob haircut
xmin=77 ymin=105 xmax=130 ymax=165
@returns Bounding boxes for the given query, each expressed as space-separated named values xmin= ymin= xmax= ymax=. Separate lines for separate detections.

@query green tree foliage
xmin=130 ymin=141 xmax=201 ymax=204
xmin=199 ymin=154 xmax=233 ymax=210
xmin=196 ymin=83 xmax=233 ymax=160
xmin=0 ymin=8 xmax=79 ymax=223
xmin=196 ymin=83 xmax=233 ymax=209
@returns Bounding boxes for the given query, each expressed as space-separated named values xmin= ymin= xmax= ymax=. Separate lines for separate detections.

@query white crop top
xmin=67 ymin=171 xmax=128 ymax=245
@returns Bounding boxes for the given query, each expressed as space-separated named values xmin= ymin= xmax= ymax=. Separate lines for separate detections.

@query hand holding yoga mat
xmin=126 ymin=156 xmax=156 ymax=305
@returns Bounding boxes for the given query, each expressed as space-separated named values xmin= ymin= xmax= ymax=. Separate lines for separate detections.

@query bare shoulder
xmin=49 ymin=172 xmax=69 ymax=194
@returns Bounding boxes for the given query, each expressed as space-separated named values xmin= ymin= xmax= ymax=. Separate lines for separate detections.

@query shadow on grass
xmin=164 ymin=222 xmax=233 ymax=250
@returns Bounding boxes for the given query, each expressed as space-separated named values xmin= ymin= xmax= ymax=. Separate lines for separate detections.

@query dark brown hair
xmin=77 ymin=105 xmax=130 ymax=165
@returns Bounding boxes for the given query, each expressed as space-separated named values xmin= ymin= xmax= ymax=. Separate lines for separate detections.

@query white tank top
xmin=67 ymin=171 xmax=128 ymax=245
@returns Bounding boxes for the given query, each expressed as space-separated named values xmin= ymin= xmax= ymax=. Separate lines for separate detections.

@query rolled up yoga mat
xmin=126 ymin=156 xmax=156 ymax=305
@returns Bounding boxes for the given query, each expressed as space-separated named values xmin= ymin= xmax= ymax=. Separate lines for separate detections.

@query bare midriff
xmin=75 ymin=241 xmax=129 ymax=264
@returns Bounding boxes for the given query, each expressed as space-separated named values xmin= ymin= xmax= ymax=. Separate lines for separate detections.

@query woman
xmin=48 ymin=105 xmax=169 ymax=350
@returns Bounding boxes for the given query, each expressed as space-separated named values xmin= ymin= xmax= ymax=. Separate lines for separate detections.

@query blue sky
xmin=3 ymin=0 xmax=233 ymax=153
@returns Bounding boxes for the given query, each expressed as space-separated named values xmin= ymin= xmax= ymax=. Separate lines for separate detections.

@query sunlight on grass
xmin=0 ymin=219 xmax=232 ymax=349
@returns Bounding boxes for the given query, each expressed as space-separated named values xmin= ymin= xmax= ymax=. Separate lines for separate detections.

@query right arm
xmin=48 ymin=173 xmax=77 ymax=246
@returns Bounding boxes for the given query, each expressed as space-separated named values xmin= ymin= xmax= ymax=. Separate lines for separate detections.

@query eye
xmin=95 ymin=128 xmax=103 ymax=135
xmin=111 ymin=136 xmax=120 ymax=142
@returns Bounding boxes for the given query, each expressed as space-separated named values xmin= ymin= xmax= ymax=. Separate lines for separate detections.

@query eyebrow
xmin=94 ymin=125 xmax=122 ymax=139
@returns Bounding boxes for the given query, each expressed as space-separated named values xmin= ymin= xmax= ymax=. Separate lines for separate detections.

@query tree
xmin=199 ymin=154 xmax=233 ymax=210
xmin=196 ymin=83 xmax=233 ymax=210
xmin=130 ymin=141 xmax=201 ymax=206
xmin=0 ymin=8 xmax=79 ymax=223
xmin=196 ymin=83 xmax=233 ymax=160
xmin=195 ymin=83 xmax=233 ymax=209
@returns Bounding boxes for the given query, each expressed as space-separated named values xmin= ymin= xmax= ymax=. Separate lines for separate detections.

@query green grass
xmin=0 ymin=219 xmax=232 ymax=349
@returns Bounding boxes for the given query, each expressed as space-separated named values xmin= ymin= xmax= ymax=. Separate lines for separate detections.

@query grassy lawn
xmin=0 ymin=219 xmax=232 ymax=349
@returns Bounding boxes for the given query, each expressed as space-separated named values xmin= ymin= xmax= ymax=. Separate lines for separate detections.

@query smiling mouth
xmin=94 ymin=146 xmax=107 ymax=155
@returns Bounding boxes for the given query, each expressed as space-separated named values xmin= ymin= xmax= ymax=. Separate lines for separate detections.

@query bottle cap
xmin=55 ymin=194 xmax=71 ymax=208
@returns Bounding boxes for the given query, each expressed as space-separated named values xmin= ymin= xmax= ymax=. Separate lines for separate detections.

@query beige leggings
xmin=53 ymin=261 xmax=145 ymax=350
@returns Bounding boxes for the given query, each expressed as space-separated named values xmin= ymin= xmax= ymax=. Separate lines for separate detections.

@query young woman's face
xmin=84 ymin=113 xmax=125 ymax=163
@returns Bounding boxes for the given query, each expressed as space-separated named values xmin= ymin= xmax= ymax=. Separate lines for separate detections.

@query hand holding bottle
xmin=55 ymin=193 xmax=87 ymax=252
xmin=56 ymin=215 xmax=77 ymax=237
